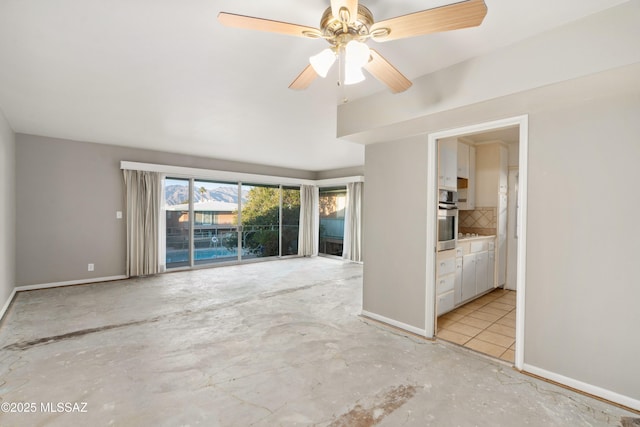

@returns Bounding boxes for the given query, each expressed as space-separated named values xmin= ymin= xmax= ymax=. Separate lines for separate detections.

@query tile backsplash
xmin=459 ymin=207 xmax=497 ymax=236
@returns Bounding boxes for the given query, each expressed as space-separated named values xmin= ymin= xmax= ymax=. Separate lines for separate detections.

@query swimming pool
xmin=166 ymin=247 xmax=239 ymax=263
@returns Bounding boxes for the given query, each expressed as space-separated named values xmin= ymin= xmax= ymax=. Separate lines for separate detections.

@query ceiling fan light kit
xmin=218 ymin=0 xmax=487 ymax=93
xmin=309 ymin=48 xmax=337 ymax=78
xmin=343 ymin=40 xmax=370 ymax=85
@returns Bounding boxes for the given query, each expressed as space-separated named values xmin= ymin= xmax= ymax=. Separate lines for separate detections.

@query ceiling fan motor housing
xmin=320 ymin=5 xmax=374 ymax=45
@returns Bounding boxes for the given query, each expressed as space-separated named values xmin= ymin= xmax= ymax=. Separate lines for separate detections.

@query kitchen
xmin=435 ymin=127 xmax=520 ymax=362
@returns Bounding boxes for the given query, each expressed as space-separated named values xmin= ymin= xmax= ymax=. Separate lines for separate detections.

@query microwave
xmin=439 ymin=189 xmax=458 ymax=205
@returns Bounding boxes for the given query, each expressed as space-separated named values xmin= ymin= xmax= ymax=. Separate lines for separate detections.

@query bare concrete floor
xmin=0 ymin=257 xmax=636 ymax=426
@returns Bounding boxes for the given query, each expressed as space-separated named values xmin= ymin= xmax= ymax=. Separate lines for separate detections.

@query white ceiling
xmin=0 ymin=0 xmax=628 ymax=171
xmin=463 ymin=126 xmax=520 ymax=145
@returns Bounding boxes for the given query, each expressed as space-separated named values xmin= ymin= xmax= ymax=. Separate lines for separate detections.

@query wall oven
xmin=438 ymin=190 xmax=458 ymax=251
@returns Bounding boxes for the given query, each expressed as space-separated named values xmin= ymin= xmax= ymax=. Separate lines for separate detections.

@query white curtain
xmin=123 ymin=170 xmax=162 ymax=277
xmin=343 ymin=181 xmax=363 ymax=262
xmin=298 ymin=185 xmax=319 ymax=256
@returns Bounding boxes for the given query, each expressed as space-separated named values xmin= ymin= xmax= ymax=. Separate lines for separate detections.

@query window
xmin=319 ymin=187 xmax=346 ymax=257
xmin=164 ymin=177 xmax=300 ymax=269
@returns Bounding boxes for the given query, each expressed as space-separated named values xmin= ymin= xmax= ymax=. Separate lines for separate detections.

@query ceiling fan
xmin=218 ymin=0 xmax=487 ymax=93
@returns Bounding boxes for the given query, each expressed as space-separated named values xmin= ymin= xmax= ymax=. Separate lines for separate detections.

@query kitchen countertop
xmin=458 ymin=234 xmax=496 ymax=242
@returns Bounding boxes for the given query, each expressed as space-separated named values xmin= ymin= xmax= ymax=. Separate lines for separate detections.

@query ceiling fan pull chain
xmin=337 ymin=45 xmax=345 ymax=88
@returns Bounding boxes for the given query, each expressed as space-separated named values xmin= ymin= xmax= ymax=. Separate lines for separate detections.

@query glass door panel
xmin=193 ymin=180 xmax=240 ymax=265
xmin=241 ymin=184 xmax=280 ymax=259
xmin=319 ymin=187 xmax=347 ymax=257
xmin=165 ymin=177 xmax=191 ymax=268
xmin=282 ymin=186 xmax=301 ymax=256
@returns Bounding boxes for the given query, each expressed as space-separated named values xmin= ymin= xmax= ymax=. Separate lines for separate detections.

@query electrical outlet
xmin=116 ymin=211 xmax=122 ymax=219
xmin=88 ymin=263 xmax=94 ymax=272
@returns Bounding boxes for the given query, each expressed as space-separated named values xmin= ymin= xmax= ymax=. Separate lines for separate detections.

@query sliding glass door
xmin=319 ymin=187 xmax=346 ymax=257
xmin=193 ymin=180 xmax=239 ymax=265
xmin=165 ymin=178 xmax=192 ymax=269
xmin=240 ymin=183 xmax=280 ymax=259
xmin=165 ymin=177 xmax=300 ymax=269
xmin=282 ymin=186 xmax=301 ymax=256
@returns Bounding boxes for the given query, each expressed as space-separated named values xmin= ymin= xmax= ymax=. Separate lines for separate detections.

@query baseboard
xmin=523 ymin=363 xmax=640 ymax=412
xmin=15 ymin=275 xmax=128 ymax=292
xmin=361 ymin=310 xmax=427 ymax=337
xmin=0 ymin=288 xmax=17 ymax=322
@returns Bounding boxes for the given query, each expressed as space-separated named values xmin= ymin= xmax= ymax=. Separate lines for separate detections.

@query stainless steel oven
xmin=438 ymin=190 xmax=458 ymax=251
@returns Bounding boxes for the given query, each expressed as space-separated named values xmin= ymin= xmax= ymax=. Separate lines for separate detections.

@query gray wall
xmin=362 ymin=87 xmax=640 ymax=404
xmin=338 ymin=1 xmax=640 ymax=143
xmin=363 ymin=135 xmax=427 ymax=329
xmin=0 ymin=109 xmax=15 ymax=310
xmin=525 ymin=93 xmax=640 ymax=400
xmin=15 ymin=134 xmax=316 ymax=287
xmin=357 ymin=2 xmax=640 ymax=406
xmin=315 ymin=165 xmax=365 ymax=180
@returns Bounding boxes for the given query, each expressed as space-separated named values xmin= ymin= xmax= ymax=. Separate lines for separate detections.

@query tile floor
xmin=437 ymin=288 xmax=516 ymax=363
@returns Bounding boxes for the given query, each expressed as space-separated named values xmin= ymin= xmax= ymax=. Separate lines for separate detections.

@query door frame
xmin=425 ymin=115 xmax=528 ymax=370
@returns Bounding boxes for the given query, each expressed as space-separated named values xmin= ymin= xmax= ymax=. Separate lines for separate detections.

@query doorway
xmin=426 ymin=116 xmax=528 ymax=370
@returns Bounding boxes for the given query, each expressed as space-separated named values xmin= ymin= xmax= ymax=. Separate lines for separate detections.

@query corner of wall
xmin=314 ymin=165 xmax=365 ymax=181
xmin=0 ymin=107 xmax=17 ymax=315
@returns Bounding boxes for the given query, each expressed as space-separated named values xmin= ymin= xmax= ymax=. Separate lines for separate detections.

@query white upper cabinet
xmin=457 ymin=142 xmax=470 ymax=179
xmin=438 ymin=138 xmax=457 ymax=190
xmin=457 ymin=142 xmax=475 ymax=210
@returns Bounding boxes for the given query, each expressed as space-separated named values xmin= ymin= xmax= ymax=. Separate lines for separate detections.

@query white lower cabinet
xmin=437 ymin=291 xmax=455 ymax=316
xmin=437 ymin=274 xmax=455 ymax=294
xmin=454 ymin=257 xmax=463 ymax=305
xmin=438 ymin=237 xmax=497 ymax=314
xmin=458 ymin=236 xmax=497 ymax=305
xmin=475 ymin=252 xmax=488 ymax=294
xmin=436 ymin=249 xmax=456 ymax=315
xmin=461 ymin=253 xmax=476 ymax=302
xmin=488 ymin=250 xmax=496 ymax=289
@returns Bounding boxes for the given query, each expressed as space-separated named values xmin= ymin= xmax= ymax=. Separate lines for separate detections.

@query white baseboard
xmin=0 ymin=288 xmax=17 ymax=322
xmin=15 ymin=275 xmax=128 ymax=292
xmin=523 ymin=363 xmax=640 ymax=412
xmin=361 ymin=310 xmax=427 ymax=337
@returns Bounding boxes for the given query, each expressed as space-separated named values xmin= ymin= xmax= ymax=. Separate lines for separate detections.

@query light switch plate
xmin=116 ymin=211 xmax=123 ymax=219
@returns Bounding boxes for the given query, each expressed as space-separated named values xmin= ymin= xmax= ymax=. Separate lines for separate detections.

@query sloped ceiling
xmin=0 ymin=0 xmax=628 ymax=171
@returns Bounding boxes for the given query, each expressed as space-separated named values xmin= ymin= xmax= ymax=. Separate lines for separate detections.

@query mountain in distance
xmin=165 ymin=185 xmax=248 ymax=206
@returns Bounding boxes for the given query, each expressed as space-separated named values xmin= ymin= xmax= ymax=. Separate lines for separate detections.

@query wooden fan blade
xmin=364 ymin=49 xmax=412 ymax=93
xmin=289 ymin=65 xmax=319 ymax=90
xmin=370 ymin=0 xmax=487 ymax=42
xmin=331 ymin=0 xmax=359 ymax=23
xmin=218 ymin=12 xmax=322 ymax=38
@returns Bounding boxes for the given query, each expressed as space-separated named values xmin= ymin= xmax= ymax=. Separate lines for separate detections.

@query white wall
xmin=0 ymin=108 xmax=16 ymax=314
